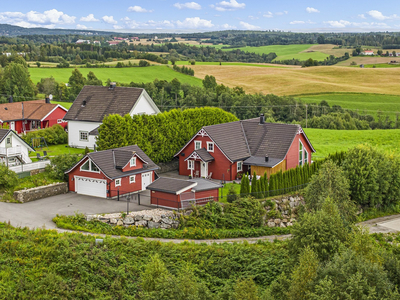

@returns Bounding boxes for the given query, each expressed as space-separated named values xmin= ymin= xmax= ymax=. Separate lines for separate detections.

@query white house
xmin=0 ymin=129 xmax=34 ymax=166
xmin=362 ymin=50 xmax=374 ymax=56
xmin=63 ymin=84 xmax=160 ymax=149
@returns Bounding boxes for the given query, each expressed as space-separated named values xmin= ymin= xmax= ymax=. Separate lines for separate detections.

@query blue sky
xmin=0 ymin=0 xmax=399 ymax=32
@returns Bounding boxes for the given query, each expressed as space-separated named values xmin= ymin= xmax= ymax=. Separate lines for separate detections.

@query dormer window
xmin=130 ymin=157 xmax=137 ymax=167
xmin=80 ymin=159 xmax=100 ymax=173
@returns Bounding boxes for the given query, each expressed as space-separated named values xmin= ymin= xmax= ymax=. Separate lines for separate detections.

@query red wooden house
xmin=66 ymin=145 xmax=159 ymax=198
xmin=175 ymin=115 xmax=315 ymax=181
xmin=146 ymin=177 xmax=222 ymax=209
xmin=0 ymin=99 xmax=68 ymax=134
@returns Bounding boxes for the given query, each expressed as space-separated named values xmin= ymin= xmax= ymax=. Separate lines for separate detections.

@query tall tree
xmin=68 ymin=68 xmax=86 ymax=100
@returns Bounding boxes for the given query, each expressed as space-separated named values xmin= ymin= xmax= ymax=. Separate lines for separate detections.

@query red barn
xmin=0 ymin=99 xmax=68 ymax=134
xmin=146 ymin=177 xmax=222 ymax=209
xmin=175 ymin=115 xmax=315 ymax=181
xmin=66 ymin=145 xmax=159 ymax=198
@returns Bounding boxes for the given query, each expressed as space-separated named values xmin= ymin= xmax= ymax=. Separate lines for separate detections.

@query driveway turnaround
xmin=0 ymin=192 xmax=152 ymax=230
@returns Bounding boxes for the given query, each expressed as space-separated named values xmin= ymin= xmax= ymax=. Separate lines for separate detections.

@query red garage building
xmin=0 ymin=99 xmax=68 ymax=134
xmin=175 ymin=114 xmax=315 ymax=181
xmin=146 ymin=177 xmax=223 ymax=209
xmin=66 ymin=145 xmax=159 ymax=198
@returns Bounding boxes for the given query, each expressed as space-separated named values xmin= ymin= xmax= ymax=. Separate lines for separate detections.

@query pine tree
xmin=251 ymin=172 xmax=258 ymax=196
xmin=256 ymin=179 xmax=262 ymax=198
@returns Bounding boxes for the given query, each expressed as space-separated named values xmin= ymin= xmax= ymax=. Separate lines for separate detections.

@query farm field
xmin=350 ymin=63 xmax=400 ymax=68
xmin=337 ymin=56 xmax=397 ymax=66
xmin=297 ymin=93 xmax=400 ymax=119
xmin=304 ymin=128 xmax=400 ymax=158
xmin=27 ymin=59 xmax=160 ymax=68
xmin=173 ymin=61 xmax=299 ymax=68
xmin=28 ymin=66 xmax=203 ymax=86
xmin=189 ymin=64 xmax=400 ymax=96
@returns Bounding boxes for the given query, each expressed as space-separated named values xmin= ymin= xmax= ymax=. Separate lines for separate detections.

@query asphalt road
xmin=0 ymin=192 xmax=151 ymax=230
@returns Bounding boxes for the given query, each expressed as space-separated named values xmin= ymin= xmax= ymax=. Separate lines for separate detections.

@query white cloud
xmin=176 ymin=17 xmax=214 ymax=28
xmin=76 ymin=24 xmax=88 ymax=29
xmin=113 ymin=25 xmax=123 ymax=29
xmin=239 ymin=21 xmax=260 ymax=30
xmin=221 ymin=23 xmax=236 ymax=29
xmin=324 ymin=19 xmax=390 ymax=29
xmin=325 ymin=20 xmax=351 ymax=28
xmin=290 ymin=21 xmax=305 ymax=24
xmin=128 ymin=6 xmax=153 ymax=13
xmin=213 ymin=0 xmax=245 ymax=11
xmin=173 ymin=2 xmax=201 ymax=10
xmin=358 ymin=14 xmax=366 ymax=19
xmin=248 ymin=15 xmax=259 ymax=20
xmin=0 ymin=9 xmax=76 ymax=28
xmin=263 ymin=11 xmax=273 ymax=18
xmin=80 ymin=14 xmax=99 ymax=22
xmin=275 ymin=11 xmax=288 ymax=16
xmin=367 ymin=10 xmax=398 ymax=20
xmin=306 ymin=7 xmax=319 ymax=13
xmin=102 ymin=15 xmax=117 ymax=24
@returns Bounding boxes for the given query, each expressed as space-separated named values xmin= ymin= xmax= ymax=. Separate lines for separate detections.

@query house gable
xmin=121 ymin=153 xmax=147 ymax=172
xmin=129 ymin=90 xmax=160 ymax=116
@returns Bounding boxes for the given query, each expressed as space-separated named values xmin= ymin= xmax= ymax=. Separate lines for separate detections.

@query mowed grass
xmin=305 ymin=128 xmax=400 ymax=159
xmin=297 ymin=93 xmax=400 ymax=119
xmin=190 ymin=64 xmax=400 ymax=96
xmin=29 ymin=66 xmax=203 ymax=86
xmin=51 ymin=101 xmax=73 ymax=109
xmin=29 ymin=144 xmax=86 ymax=158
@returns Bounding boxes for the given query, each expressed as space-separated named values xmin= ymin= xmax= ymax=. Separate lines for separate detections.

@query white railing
xmin=9 ymin=160 xmax=50 ymax=173
xmin=0 ymin=145 xmax=22 ymax=157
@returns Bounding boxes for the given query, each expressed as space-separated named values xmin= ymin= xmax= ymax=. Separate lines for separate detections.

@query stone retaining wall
xmin=263 ymin=195 xmax=304 ymax=228
xmin=13 ymin=182 xmax=68 ymax=203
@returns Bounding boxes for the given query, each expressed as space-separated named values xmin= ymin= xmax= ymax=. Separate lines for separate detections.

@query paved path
xmin=358 ymin=214 xmax=400 ymax=233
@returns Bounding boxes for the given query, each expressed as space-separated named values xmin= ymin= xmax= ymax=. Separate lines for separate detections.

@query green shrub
xmin=21 ymin=124 xmax=67 ymax=146
xmin=45 ymin=154 xmax=81 ymax=181
xmin=0 ymin=164 xmax=18 ymax=190
xmin=227 ymin=184 xmax=238 ymax=203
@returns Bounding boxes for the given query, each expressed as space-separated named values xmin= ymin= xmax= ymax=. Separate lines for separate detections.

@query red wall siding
xmin=68 ymin=157 xmax=109 ymax=192
xmin=150 ymin=190 xmax=180 ymax=209
xmin=285 ymin=133 xmax=313 ymax=170
xmin=15 ymin=121 xmax=23 ymax=134
xmin=122 ymin=156 xmax=144 ymax=172
xmin=194 ymin=189 xmax=219 ymax=202
xmin=43 ymin=106 xmax=68 ymax=129
xmin=178 ymin=135 xmax=234 ymax=181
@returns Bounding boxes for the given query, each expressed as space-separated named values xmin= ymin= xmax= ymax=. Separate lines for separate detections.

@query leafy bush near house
xmin=0 ymin=164 xmax=18 ymax=190
xmin=21 ymin=124 xmax=67 ymax=146
xmin=96 ymin=107 xmax=238 ymax=163
xmin=45 ymin=153 xmax=81 ymax=181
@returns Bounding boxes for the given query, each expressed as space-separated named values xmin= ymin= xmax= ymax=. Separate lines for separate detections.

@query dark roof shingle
xmin=186 ymin=148 xmax=214 ymax=162
xmin=146 ymin=177 xmax=197 ymax=194
xmin=64 ymin=86 xmax=145 ymax=122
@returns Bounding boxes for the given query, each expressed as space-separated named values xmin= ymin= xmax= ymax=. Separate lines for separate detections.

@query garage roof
xmin=146 ymin=177 xmax=197 ymax=195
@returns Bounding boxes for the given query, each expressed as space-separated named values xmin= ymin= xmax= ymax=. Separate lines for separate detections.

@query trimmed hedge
xmin=21 ymin=124 xmax=67 ymax=146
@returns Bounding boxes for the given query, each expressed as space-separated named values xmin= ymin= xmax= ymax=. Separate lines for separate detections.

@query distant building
xmin=362 ymin=50 xmax=374 ymax=56
xmin=93 ymin=41 xmax=101 ymax=45
xmin=132 ymin=37 xmax=140 ymax=41
xmin=76 ymin=39 xmax=90 ymax=44
xmin=108 ymin=41 xmax=120 ymax=46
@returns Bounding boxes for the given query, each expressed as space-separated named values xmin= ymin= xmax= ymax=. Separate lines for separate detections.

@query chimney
xmin=81 ymin=100 xmax=87 ymax=107
xmin=8 ymin=96 xmax=13 ymax=103
xmin=109 ymin=82 xmax=116 ymax=89
xmin=265 ymin=154 xmax=269 ymax=162
xmin=260 ymin=113 xmax=265 ymax=124
xmin=45 ymin=97 xmax=50 ymax=104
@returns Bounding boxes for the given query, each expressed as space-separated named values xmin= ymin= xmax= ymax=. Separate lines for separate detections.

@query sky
xmin=0 ymin=0 xmax=399 ymax=33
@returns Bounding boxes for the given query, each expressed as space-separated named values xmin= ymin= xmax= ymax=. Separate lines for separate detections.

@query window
xmin=80 ymin=159 xmax=100 ymax=173
xmin=194 ymin=141 xmax=202 ymax=150
xmin=299 ymin=141 xmax=304 ymax=166
xmin=129 ymin=175 xmax=136 ymax=183
xmin=130 ymin=157 xmax=136 ymax=167
xmin=6 ymin=137 xmax=11 ymax=146
xmin=237 ymin=161 xmax=243 ymax=172
xmin=57 ymin=119 xmax=63 ymax=124
xmin=188 ymin=160 xmax=194 ymax=170
xmin=304 ymin=149 xmax=308 ymax=164
xmin=79 ymin=131 xmax=89 ymax=142
xmin=207 ymin=142 xmax=214 ymax=152
xmin=115 ymin=179 xmax=121 ymax=187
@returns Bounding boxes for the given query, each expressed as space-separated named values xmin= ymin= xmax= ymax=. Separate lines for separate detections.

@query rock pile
xmin=263 ymin=195 xmax=304 ymax=228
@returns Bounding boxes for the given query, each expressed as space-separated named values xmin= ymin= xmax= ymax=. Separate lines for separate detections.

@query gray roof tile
xmin=186 ymin=148 xmax=215 ymax=162
xmin=146 ymin=177 xmax=196 ymax=194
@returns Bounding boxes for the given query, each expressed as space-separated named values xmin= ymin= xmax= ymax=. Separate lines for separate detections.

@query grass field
xmin=29 ymin=144 xmax=86 ymax=158
xmin=173 ymin=61 xmax=298 ymax=68
xmin=28 ymin=59 xmax=160 ymax=68
xmin=350 ymin=63 xmax=400 ymax=68
xmin=51 ymin=101 xmax=73 ymax=109
xmin=190 ymin=64 xmax=400 ymax=96
xmin=29 ymin=66 xmax=203 ymax=86
xmin=304 ymin=128 xmax=400 ymax=158
xmin=297 ymin=93 xmax=400 ymax=119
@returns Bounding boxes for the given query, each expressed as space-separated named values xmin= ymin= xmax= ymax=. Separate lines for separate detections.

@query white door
xmin=201 ymin=162 xmax=208 ymax=178
xmin=75 ymin=176 xmax=107 ymax=198
xmin=141 ymin=172 xmax=152 ymax=190
xmin=10 ymin=122 xmax=15 ymax=131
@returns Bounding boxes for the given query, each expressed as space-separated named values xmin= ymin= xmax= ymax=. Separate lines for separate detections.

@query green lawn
xmin=297 ymin=93 xmax=400 ymax=119
xmin=304 ymin=128 xmax=400 ymax=159
xmin=29 ymin=144 xmax=86 ymax=158
xmin=350 ymin=63 xmax=400 ymax=68
xmin=210 ymin=44 xmax=329 ymax=61
xmin=29 ymin=66 xmax=203 ymax=86
xmin=219 ymin=182 xmax=241 ymax=202
xmin=51 ymin=101 xmax=73 ymax=109
xmin=174 ymin=61 xmax=285 ymax=68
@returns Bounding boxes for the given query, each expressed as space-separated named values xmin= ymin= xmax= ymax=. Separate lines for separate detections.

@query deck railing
xmin=9 ymin=160 xmax=50 ymax=173
xmin=0 ymin=145 xmax=22 ymax=157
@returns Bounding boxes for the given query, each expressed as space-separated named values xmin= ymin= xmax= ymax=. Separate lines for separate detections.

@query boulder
xmin=109 ymin=218 xmax=118 ymax=224
xmin=282 ymin=218 xmax=288 ymax=223
xmin=286 ymin=222 xmax=293 ymax=226
xmin=116 ymin=220 xmax=124 ymax=226
xmin=153 ymin=216 xmax=161 ymax=223
xmin=171 ymin=221 xmax=179 ymax=229
xmin=134 ymin=215 xmax=143 ymax=221
xmin=148 ymin=221 xmax=160 ymax=229
xmin=280 ymin=223 xmax=286 ymax=228
xmin=143 ymin=215 xmax=152 ymax=221
xmin=161 ymin=218 xmax=173 ymax=225
xmin=267 ymin=222 xmax=276 ymax=227
xmin=123 ymin=216 xmax=135 ymax=225
xmin=86 ymin=215 xmax=97 ymax=222
xmin=160 ymin=223 xmax=172 ymax=229
xmin=274 ymin=219 xmax=281 ymax=225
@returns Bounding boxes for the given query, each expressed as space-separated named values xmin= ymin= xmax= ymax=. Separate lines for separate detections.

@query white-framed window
xmin=80 ymin=159 xmax=100 ymax=173
xmin=6 ymin=137 xmax=11 ymax=146
xmin=207 ymin=142 xmax=214 ymax=152
xmin=299 ymin=141 xmax=304 ymax=166
xmin=237 ymin=161 xmax=243 ymax=172
xmin=304 ymin=149 xmax=308 ymax=164
xmin=79 ymin=131 xmax=89 ymax=142
xmin=188 ymin=160 xmax=194 ymax=170
xmin=194 ymin=140 xmax=202 ymax=150
xmin=129 ymin=175 xmax=136 ymax=183
xmin=130 ymin=157 xmax=137 ymax=167
xmin=115 ymin=179 xmax=121 ymax=187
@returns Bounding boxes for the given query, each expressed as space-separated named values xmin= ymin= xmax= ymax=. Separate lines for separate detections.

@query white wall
xmin=68 ymin=121 xmax=101 ymax=149
xmin=130 ymin=93 xmax=159 ymax=116
xmin=0 ymin=131 xmax=32 ymax=163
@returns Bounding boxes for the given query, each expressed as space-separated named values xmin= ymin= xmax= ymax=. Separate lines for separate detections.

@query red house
xmin=66 ymin=145 xmax=159 ymax=198
xmin=175 ymin=115 xmax=315 ymax=181
xmin=0 ymin=99 xmax=68 ymax=134
xmin=146 ymin=177 xmax=222 ymax=209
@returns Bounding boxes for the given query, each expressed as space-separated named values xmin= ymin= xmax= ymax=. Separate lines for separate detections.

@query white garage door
xmin=142 ymin=172 xmax=152 ymax=190
xmin=75 ymin=176 xmax=107 ymax=198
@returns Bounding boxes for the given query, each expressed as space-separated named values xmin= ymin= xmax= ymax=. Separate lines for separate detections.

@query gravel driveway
xmin=0 ymin=192 xmax=153 ymax=230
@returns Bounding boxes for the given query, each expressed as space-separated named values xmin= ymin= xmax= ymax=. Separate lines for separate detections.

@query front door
xmin=142 ymin=172 xmax=153 ymax=190
xmin=200 ymin=162 xmax=207 ymax=178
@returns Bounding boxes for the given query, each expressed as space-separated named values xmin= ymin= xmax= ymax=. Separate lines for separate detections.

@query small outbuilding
xmin=146 ymin=177 xmax=223 ymax=209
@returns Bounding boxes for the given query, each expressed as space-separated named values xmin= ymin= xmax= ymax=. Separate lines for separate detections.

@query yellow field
xmin=337 ymin=56 xmax=398 ymax=66
xmin=190 ymin=65 xmax=400 ymax=96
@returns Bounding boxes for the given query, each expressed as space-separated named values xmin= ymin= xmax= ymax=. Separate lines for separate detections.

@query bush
xmin=21 ymin=125 xmax=67 ymax=146
xmin=0 ymin=164 xmax=18 ymax=190
xmin=139 ymin=60 xmax=150 ymax=67
xmin=227 ymin=184 xmax=238 ymax=203
xmin=45 ymin=154 xmax=81 ymax=181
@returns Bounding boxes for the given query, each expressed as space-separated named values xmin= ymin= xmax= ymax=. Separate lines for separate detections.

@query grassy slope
xmin=173 ymin=61 xmax=290 ymax=68
xmin=304 ymin=128 xmax=400 ymax=159
xmin=297 ymin=93 xmax=400 ymax=119
xmin=51 ymin=101 xmax=73 ymax=109
xmin=29 ymin=66 xmax=203 ymax=86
